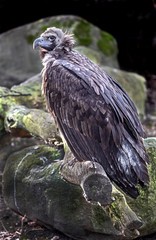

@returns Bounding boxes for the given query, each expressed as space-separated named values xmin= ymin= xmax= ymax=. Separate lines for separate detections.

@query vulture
xmin=33 ymin=27 xmax=149 ymax=199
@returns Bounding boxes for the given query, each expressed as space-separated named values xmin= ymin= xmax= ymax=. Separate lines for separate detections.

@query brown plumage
xmin=33 ymin=27 xmax=149 ymax=199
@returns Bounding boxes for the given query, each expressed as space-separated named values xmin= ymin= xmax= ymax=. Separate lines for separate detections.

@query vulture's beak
xmin=33 ymin=37 xmax=53 ymax=51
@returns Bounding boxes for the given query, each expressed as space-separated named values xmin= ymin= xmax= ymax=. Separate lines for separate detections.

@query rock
xmin=4 ymin=105 xmax=61 ymax=144
xmin=2 ymin=138 xmax=156 ymax=239
xmin=0 ymin=15 xmax=119 ymax=87
xmin=3 ymin=145 xmax=143 ymax=240
xmin=0 ymin=134 xmax=43 ymax=173
xmin=0 ymin=74 xmax=44 ymax=119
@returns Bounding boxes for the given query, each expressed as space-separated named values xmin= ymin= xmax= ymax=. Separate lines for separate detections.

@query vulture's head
xmin=33 ymin=27 xmax=75 ymax=58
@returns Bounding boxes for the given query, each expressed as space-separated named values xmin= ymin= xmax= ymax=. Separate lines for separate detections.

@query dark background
xmin=0 ymin=0 xmax=156 ymax=110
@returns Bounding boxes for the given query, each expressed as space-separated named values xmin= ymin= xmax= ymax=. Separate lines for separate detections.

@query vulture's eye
xmin=48 ymin=36 xmax=56 ymax=41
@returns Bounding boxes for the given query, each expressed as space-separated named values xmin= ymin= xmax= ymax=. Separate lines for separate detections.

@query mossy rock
xmin=3 ymin=138 xmax=156 ymax=240
xmin=98 ymin=30 xmax=116 ymax=57
xmin=2 ymin=145 xmax=123 ymax=240
xmin=127 ymin=137 xmax=156 ymax=237
xmin=0 ymin=74 xmax=45 ymax=119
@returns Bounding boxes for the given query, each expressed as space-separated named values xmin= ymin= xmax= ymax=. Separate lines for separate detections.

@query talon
xmin=134 ymin=229 xmax=140 ymax=236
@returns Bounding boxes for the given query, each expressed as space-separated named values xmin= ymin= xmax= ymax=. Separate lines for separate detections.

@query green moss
xmin=92 ymin=204 xmax=112 ymax=230
xmin=11 ymin=76 xmax=45 ymax=110
xmin=0 ymin=118 xmax=4 ymax=136
xmin=98 ymin=30 xmax=115 ymax=56
xmin=27 ymin=34 xmax=35 ymax=44
xmin=127 ymin=138 xmax=156 ymax=235
xmin=0 ymin=82 xmax=45 ymax=120
xmin=4 ymin=145 xmax=62 ymax=190
xmin=107 ymin=194 xmax=125 ymax=230
xmin=74 ymin=20 xmax=92 ymax=46
xmin=0 ymin=87 xmax=18 ymax=118
xmin=21 ymin=110 xmax=53 ymax=140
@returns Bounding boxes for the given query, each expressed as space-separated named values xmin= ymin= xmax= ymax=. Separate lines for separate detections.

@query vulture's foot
xmin=68 ymin=157 xmax=78 ymax=167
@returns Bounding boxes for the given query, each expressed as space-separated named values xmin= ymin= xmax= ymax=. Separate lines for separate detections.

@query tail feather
xmin=114 ymin=138 xmax=149 ymax=198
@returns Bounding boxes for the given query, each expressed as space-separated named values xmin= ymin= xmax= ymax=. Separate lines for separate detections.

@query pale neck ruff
xmin=42 ymin=53 xmax=54 ymax=67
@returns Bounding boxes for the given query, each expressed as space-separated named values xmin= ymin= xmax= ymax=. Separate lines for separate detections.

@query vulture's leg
xmin=60 ymin=131 xmax=83 ymax=165
xmin=68 ymin=157 xmax=78 ymax=166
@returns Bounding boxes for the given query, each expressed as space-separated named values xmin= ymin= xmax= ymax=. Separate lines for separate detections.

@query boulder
xmin=2 ymin=145 xmax=141 ymax=240
xmin=0 ymin=15 xmax=119 ymax=88
xmin=2 ymin=138 xmax=156 ymax=240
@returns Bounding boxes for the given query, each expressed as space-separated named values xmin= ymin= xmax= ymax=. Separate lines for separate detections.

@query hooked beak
xmin=33 ymin=37 xmax=54 ymax=51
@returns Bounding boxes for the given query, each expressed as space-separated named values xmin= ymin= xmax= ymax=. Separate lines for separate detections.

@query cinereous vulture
xmin=33 ymin=27 xmax=149 ymax=199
